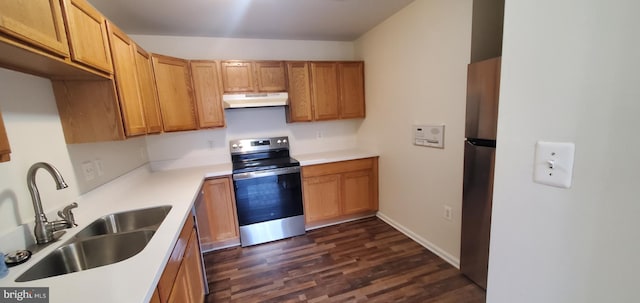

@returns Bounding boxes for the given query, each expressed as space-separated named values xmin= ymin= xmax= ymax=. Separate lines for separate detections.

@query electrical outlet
xmin=81 ymin=161 xmax=96 ymax=181
xmin=93 ymin=159 xmax=104 ymax=176
xmin=443 ymin=205 xmax=453 ymax=221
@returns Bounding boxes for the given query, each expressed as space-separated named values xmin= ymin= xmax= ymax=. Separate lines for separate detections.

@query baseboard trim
xmin=376 ymin=212 xmax=460 ymax=269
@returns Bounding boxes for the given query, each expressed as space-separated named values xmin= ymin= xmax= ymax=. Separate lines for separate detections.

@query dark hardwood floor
xmin=203 ymin=217 xmax=485 ymax=303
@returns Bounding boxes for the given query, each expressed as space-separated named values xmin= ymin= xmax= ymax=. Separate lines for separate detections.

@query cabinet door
xmin=310 ymin=62 xmax=340 ymax=120
xmin=134 ymin=44 xmax=163 ymax=134
xmin=107 ymin=22 xmax=146 ymax=137
xmin=60 ymin=0 xmax=113 ymax=73
xmin=342 ymin=170 xmax=374 ymax=215
xmin=0 ymin=113 xmax=11 ymax=162
xmin=255 ymin=61 xmax=286 ymax=92
xmin=149 ymin=288 xmax=161 ymax=303
xmin=221 ymin=61 xmax=254 ymax=93
xmin=52 ymin=79 xmax=126 ymax=143
xmin=184 ymin=230 xmax=205 ymax=303
xmin=151 ymin=54 xmax=198 ymax=132
xmin=285 ymin=62 xmax=313 ymax=122
xmin=190 ymin=61 xmax=225 ymax=129
xmin=338 ymin=62 xmax=365 ymax=119
xmin=196 ymin=177 xmax=239 ymax=251
xmin=167 ymin=264 xmax=190 ymax=303
xmin=0 ymin=0 xmax=69 ymax=57
xmin=303 ymin=175 xmax=341 ymax=224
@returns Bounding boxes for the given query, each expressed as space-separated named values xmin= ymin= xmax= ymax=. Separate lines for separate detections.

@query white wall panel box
xmin=413 ymin=125 xmax=445 ymax=148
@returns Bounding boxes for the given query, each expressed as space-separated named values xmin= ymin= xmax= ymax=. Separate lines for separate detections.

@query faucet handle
xmin=58 ymin=202 xmax=78 ymax=227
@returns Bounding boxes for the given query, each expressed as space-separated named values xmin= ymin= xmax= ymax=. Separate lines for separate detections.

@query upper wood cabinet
xmin=133 ymin=44 xmax=163 ymax=134
xmin=52 ymin=79 xmax=126 ymax=143
xmin=0 ymin=0 xmax=69 ymax=57
xmin=285 ymin=62 xmax=313 ymax=122
xmin=338 ymin=62 xmax=365 ymax=119
xmin=107 ymin=21 xmax=146 ymax=137
xmin=195 ymin=177 xmax=239 ymax=252
xmin=287 ymin=61 xmax=365 ymax=123
xmin=221 ymin=60 xmax=286 ymax=93
xmin=310 ymin=62 xmax=340 ymax=121
xmin=254 ymin=61 xmax=286 ymax=92
xmin=60 ymin=0 xmax=113 ymax=73
xmin=151 ymin=54 xmax=198 ymax=132
xmin=221 ymin=61 xmax=254 ymax=93
xmin=190 ymin=61 xmax=225 ymax=129
xmin=302 ymin=157 xmax=378 ymax=228
xmin=0 ymin=113 xmax=12 ymax=163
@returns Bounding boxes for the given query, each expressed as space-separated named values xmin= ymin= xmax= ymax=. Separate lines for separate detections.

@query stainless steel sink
xmin=72 ymin=205 xmax=172 ymax=239
xmin=16 ymin=230 xmax=155 ymax=282
xmin=15 ymin=205 xmax=172 ymax=282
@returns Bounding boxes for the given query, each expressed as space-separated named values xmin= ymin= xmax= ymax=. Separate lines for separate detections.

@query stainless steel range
xmin=230 ymin=136 xmax=305 ymax=247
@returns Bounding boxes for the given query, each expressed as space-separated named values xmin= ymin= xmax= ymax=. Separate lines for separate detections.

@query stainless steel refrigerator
xmin=460 ymin=56 xmax=501 ymax=290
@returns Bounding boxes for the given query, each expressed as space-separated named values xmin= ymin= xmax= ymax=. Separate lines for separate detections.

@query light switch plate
xmin=533 ymin=141 xmax=575 ymax=188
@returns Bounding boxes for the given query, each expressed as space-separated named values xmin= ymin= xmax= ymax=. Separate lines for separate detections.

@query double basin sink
xmin=16 ymin=205 xmax=172 ymax=282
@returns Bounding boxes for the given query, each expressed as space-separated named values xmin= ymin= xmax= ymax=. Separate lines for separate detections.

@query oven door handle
xmin=233 ymin=166 xmax=301 ymax=180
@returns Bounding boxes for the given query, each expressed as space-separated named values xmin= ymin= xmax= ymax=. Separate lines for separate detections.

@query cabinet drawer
xmin=302 ymin=158 xmax=375 ymax=178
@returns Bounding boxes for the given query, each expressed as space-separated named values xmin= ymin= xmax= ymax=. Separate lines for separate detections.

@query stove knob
xmin=277 ymin=140 xmax=282 ymax=144
xmin=282 ymin=139 xmax=288 ymax=143
xmin=238 ymin=144 xmax=243 ymax=148
xmin=232 ymin=144 xmax=238 ymax=149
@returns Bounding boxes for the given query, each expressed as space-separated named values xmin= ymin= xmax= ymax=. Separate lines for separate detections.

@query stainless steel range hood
xmin=222 ymin=92 xmax=289 ymax=109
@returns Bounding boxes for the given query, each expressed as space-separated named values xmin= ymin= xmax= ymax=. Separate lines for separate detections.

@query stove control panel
xmin=230 ymin=136 xmax=290 ymax=154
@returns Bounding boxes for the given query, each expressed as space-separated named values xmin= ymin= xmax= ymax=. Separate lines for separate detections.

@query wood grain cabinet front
xmin=106 ymin=21 xmax=146 ymax=137
xmin=302 ymin=157 xmax=379 ymax=228
xmin=285 ymin=61 xmax=313 ymax=122
xmin=60 ymin=0 xmax=113 ymax=73
xmin=287 ymin=61 xmax=365 ymax=123
xmin=0 ymin=113 xmax=11 ymax=163
xmin=221 ymin=60 xmax=286 ymax=93
xmin=194 ymin=177 xmax=240 ymax=252
xmin=151 ymin=54 xmax=198 ymax=132
xmin=133 ymin=44 xmax=163 ymax=134
xmin=310 ymin=62 xmax=340 ymax=121
xmin=190 ymin=61 xmax=226 ymax=129
xmin=338 ymin=61 xmax=365 ymax=119
xmin=0 ymin=0 xmax=69 ymax=57
xmin=156 ymin=215 xmax=205 ymax=303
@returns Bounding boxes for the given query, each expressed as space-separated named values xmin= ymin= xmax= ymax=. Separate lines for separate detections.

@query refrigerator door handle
xmin=467 ymin=138 xmax=496 ymax=148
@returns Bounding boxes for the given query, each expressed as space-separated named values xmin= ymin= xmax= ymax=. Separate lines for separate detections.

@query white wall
xmin=488 ymin=0 xmax=640 ymax=302
xmin=354 ymin=0 xmax=473 ymax=265
xmin=0 ymin=69 xmax=81 ymax=240
xmin=0 ymin=68 xmax=149 ymax=245
xmin=130 ymin=35 xmax=361 ymax=169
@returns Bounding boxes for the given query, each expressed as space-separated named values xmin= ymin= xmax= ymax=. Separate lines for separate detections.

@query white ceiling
xmin=87 ymin=0 xmax=416 ymax=41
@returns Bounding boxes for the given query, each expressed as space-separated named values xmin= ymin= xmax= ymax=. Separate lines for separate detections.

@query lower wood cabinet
xmin=155 ymin=215 xmax=205 ymax=303
xmin=167 ymin=230 xmax=205 ymax=303
xmin=302 ymin=157 xmax=379 ymax=228
xmin=194 ymin=177 xmax=240 ymax=252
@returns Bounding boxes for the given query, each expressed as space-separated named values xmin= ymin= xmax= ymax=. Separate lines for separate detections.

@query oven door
xmin=232 ymin=166 xmax=304 ymax=227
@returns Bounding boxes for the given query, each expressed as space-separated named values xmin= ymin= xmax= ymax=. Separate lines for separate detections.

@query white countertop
xmin=294 ymin=149 xmax=379 ymax=166
xmin=0 ymin=163 xmax=232 ymax=303
xmin=0 ymin=149 xmax=377 ymax=303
